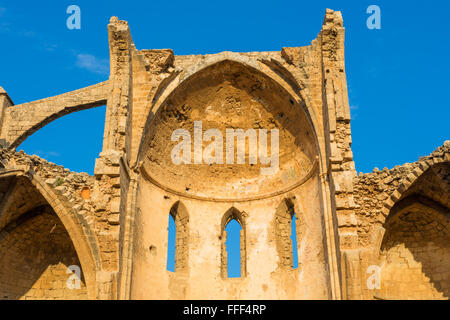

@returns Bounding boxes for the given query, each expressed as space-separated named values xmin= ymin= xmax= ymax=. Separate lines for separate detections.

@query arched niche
xmin=0 ymin=205 xmax=88 ymax=300
xmin=0 ymin=174 xmax=99 ymax=299
xmin=139 ymin=59 xmax=320 ymax=200
xmin=369 ymin=161 xmax=450 ymax=300
xmin=377 ymin=196 xmax=450 ymax=300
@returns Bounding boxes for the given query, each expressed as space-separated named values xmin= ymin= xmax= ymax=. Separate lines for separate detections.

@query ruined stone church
xmin=0 ymin=9 xmax=448 ymax=300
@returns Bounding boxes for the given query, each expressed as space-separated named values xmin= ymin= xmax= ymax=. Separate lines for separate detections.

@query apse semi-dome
xmin=142 ymin=60 xmax=318 ymax=200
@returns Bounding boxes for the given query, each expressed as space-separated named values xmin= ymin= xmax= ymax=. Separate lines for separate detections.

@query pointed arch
xmin=4 ymin=81 xmax=109 ymax=149
xmin=136 ymin=53 xmax=321 ymax=169
xmin=377 ymin=195 xmax=450 ymax=300
xmin=0 ymin=205 xmax=89 ymax=299
xmin=372 ymin=158 xmax=450 ymax=259
xmin=274 ymin=197 xmax=305 ymax=269
xmin=29 ymin=174 xmax=100 ymax=298
xmin=371 ymin=158 xmax=450 ymax=300
xmin=0 ymin=170 xmax=101 ymax=299
xmin=137 ymin=57 xmax=321 ymax=204
xmin=381 ymin=157 xmax=449 ymax=218
xmin=220 ymin=207 xmax=247 ymax=279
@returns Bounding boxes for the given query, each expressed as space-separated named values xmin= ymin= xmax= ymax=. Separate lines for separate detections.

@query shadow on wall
xmin=0 ymin=206 xmax=87 ymax=300
xmin=166 ymin=201 xmax=189 ymax=274
xmin=141 ymin=60 xmax=319 ymax=199
xmin=379 ymin=196 xmax=450 ymax=300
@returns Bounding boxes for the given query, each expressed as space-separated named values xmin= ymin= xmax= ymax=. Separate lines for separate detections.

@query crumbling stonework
xmin=0 ymin=206 xmax=88 ymax=300
xmin=170 ymin=201 xmax=189 ymax=273
xmin=0 ymin=9 xmax=448 ymax=300
xmin=345 ymin=142 xmax=450 ymax=300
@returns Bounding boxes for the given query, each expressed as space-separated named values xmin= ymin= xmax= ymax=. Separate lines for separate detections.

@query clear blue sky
xmin=1 ymin=0 xmax=448 ymax=174
xmin=1 ymin=0 xmax=448 ymax=280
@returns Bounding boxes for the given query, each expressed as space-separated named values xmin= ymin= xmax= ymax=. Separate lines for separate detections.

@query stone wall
xmin=354 ymin=142 xmax=449 ymax=247
xmin=0 ymin=148 xmax=121 ymax=299
xmin=379 ymin=201 xmax=450 ymax=300
xmin=0 ymin=9 xmax=447 ymax=300
xmin=346 ymin=141 xmax=450 ymax=299
xmin=0 ymin=206 xmax=88 ymax=300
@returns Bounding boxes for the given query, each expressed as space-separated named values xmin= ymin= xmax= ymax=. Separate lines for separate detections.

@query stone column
xmin=320 ymin=9 xmax=359 ymax=299
xmin=92 ymin=17 xmax=134 ymax=299
xmin=94 ymin=16 xmax=133 ymax=176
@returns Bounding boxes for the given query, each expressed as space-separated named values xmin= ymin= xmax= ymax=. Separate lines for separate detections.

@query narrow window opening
xmin=166 ymin=213 xmax=176 ymax=272
xmin=275 ymin=198 xmax=301 ymax=270
xmin=221 ymin=208 xmax=246 ymax=279
xmin=225 ymin=219 xmax=242 ymax=278
xmin=291 ymin=212 xmax=299 ymax=269
xmin=166 ymin=202 xmax=189 ymax=273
